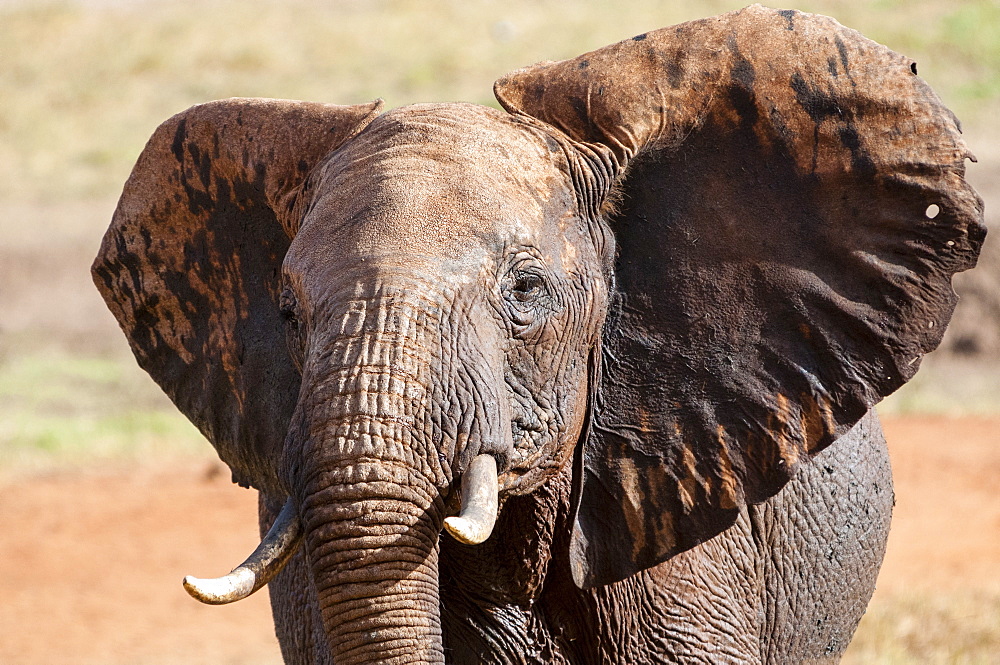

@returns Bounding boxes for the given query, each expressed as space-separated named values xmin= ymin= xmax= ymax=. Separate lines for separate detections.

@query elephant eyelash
xmin=510 ymin=272 xmax=545 ymax=302
xmin=503 ymin=268 xmax=551 ymax=309
xmin=279 ymin=288 xmax=305 ymax=370
xmin=501 ymin=266 xmax=560 ymax=340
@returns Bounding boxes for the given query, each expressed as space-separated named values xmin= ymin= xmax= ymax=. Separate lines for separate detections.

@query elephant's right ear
xmin=92 ymin=98 xmax=382 ymax=492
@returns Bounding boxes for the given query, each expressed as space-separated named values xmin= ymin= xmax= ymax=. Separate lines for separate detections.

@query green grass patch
xmin=0 ymin=349 xmax=172 ymax=415
xmin=0 ymin=349 xmax=211 ymax=474
xmin=0 ymin=409 xmax=209 ymax=471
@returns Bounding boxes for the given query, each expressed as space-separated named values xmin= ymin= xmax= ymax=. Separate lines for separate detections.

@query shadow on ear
xmin=496 ymin=5 xmax=985 ymax=587
xmin=92 ymin=98 xmax=382 ymax=495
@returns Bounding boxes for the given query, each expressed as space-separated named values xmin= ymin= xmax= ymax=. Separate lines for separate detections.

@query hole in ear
xmin=925 ymin=204 xmax=940 ymax=219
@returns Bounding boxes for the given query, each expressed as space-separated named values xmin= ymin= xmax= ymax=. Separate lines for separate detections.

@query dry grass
xmin=880 ymin=356 xmax=1000 ymax=415
xmin=0 ymin=346 xmax=210 ymax=478
xmin=845 ymin=591 xmax=1000 ymax=665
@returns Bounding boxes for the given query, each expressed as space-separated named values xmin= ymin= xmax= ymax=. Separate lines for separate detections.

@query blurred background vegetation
xmin=2 ymin=0 xmax=1000 ymax=202
xmin=0 ymin=1 xmax=997 ymax=663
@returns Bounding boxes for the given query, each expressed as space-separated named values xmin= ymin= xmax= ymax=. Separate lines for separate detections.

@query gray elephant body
xmin=264 ymin=410 xmax=891 ymax=664
xmin=94 ymin=7 xmax=981 ymax=665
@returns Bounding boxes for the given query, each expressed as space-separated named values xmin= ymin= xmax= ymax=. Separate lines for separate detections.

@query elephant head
xmin=93 ymin=6 xmax=984 ymax=664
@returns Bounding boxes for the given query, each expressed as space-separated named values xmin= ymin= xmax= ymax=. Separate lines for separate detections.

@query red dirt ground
xmin=1 ymin=416 xmax=997 ymax=665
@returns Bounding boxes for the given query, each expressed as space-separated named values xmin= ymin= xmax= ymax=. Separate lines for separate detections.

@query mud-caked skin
xmin=94 ymin=6 xmax=983 ymax=665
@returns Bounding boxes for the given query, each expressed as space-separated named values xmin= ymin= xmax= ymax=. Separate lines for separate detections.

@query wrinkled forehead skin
xmin=287 ymin=103 xmax=579 ymax=282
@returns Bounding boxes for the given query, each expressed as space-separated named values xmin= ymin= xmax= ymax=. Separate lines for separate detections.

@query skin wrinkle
xmin=569 ymin=489 xmax=762 ymax=665
xmin=749 ymin=412 xmax=891 ymax=663
xmin=302 ymin=453 xmax=445 ymax=663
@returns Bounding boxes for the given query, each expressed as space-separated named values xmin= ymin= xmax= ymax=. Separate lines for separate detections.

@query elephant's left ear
xmin=496 ymin=5 xmax=985 ymax=588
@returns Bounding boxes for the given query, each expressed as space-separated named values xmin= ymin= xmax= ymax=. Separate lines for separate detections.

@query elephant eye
xmin=510 ymin=272 xmax=545 ymax=302
xmin=503 ymin=266 xmax=555 ymax=336
xmin=279 ymin=288 xmax=299 ymax=327
xmin=501 ymin=254 xmax=557 ymax=337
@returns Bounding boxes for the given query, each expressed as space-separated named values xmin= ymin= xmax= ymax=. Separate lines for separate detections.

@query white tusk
xmin=183 ymin=497 xmax=302 ymax=605
xmin=443 ymin=454 xmax=499 ymax=545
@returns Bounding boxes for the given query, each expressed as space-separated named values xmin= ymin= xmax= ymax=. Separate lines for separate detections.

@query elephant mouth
xmin=498 ymin=406 xmax=575 ymax=496
xmin=180 ymin=453 xmax=501 ymax=605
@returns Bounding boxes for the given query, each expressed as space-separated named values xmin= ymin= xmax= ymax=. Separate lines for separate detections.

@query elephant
xmin=93 ymin=5 xmax=985 ymax=664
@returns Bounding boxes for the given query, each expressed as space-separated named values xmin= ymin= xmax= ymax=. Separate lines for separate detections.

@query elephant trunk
xmin=292 ymin=338 xmax=451 ymax=664
xmin=286 ymin=289 xmax=510 ymax=662
xmin=299 ymin=460 xmax=446 ymax=664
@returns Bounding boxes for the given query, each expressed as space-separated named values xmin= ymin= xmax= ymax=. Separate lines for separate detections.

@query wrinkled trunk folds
xmin=301 ymin=457 xmax=445 ymax=664
xmin=295 ymin=338 xmax=447 ymax=663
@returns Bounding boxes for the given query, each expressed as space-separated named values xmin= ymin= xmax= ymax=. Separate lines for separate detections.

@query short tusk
xmin=183 ymin=497 xmax=302 ymax=605
xmin=443 ymin=454 xmax=499 ymax=545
